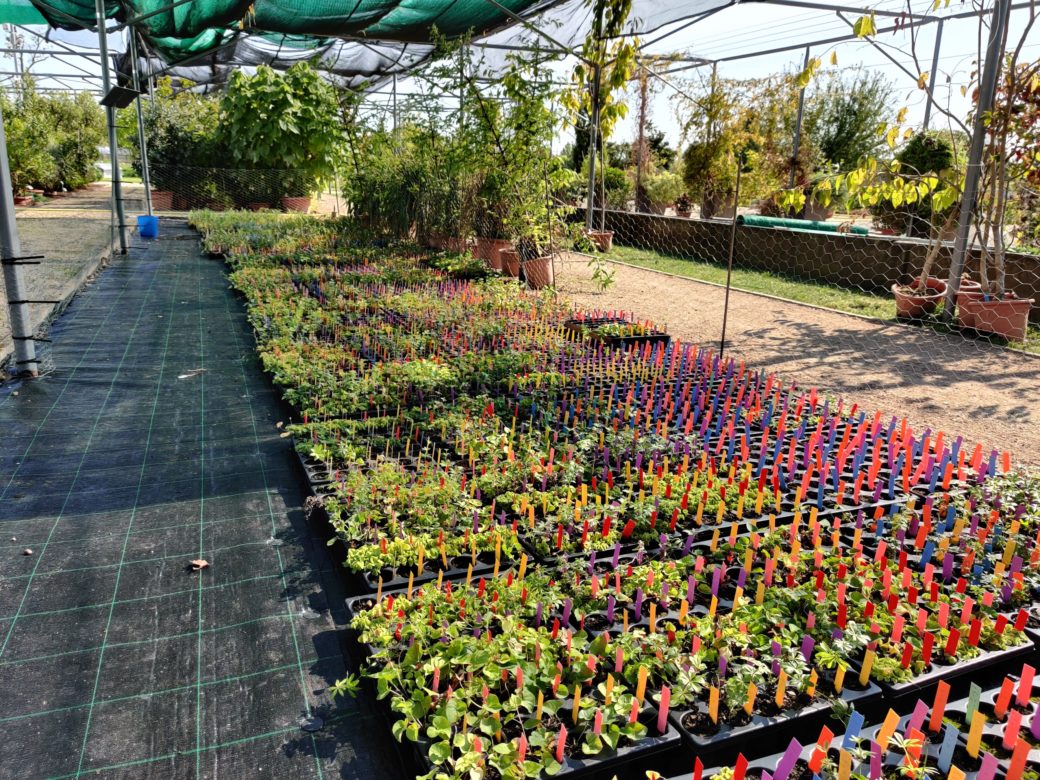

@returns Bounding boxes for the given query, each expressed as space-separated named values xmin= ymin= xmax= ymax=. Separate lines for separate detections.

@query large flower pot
xmin=892 ymin=277 xmax=948 ymax=319
xmin=281 ymin=196 xmax=311 ymax=213
xmin=586 ymin=230 xmax=614 ymax=253
xmin=953 ymin=279 xmax=984 ymax=328
xmin=13 ymin=195 xmax=33 ymax=207
xmin=522 ymin=255 xmax=554 ymax=289
xmin=443 ymin=237 xmax=471 ymax=253
xmin=474 ymin=238 xmax=511 ymax=269
xmin=500 ymin=248 xmax=520 ymax=278
xmin=150 ymin=190 xmax=173 ymax=210
xmin=958 ymin=294 xmax=1034 ymax=341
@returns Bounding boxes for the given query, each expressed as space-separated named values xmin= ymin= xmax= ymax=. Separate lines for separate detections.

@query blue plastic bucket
xmin=137 ymin=215 xmax=159 ymax=238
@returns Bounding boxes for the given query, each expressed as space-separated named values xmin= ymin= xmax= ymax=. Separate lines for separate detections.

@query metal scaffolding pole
xmin=789 ymin=46 xmax=811 ymax=189
xmin=0 ymin=100 xmax=39 ymax=377
xmin=922 ymin=19 xmax=944 ymax=130
xmin=943 ymin=0 xmax=1012 ymax=319
xmin=95 ymin=0 xmax=128 ymax=253
xmin=129 ymin=31 xmax=152 ymax=215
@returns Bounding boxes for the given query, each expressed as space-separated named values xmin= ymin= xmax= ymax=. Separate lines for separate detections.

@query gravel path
xmin=0 ymin=183 xmax=149 ymax=368
xmin=555 ymin=252 xmax=1040 ymax=467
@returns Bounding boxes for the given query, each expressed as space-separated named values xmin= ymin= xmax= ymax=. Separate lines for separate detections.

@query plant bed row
xmin=190 ymin=212 xmax=1040 ymax=777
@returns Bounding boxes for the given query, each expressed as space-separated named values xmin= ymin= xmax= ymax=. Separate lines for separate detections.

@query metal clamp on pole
xmin=0 ymin=255 xmax=43 ymax=265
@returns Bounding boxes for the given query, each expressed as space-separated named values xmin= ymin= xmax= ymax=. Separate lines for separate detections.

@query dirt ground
xmin=0 ymin=183 xmax=152 ymax=366
xmin=555 ymin=252 xmax=1040 ymax=468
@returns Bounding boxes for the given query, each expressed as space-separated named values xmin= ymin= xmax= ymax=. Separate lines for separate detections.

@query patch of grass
xmin=121 ymin=168 xmax=143 ymax=184
xmin=605 ymin=244 xmax=1040 ymax=355
xmin=606 ymin=244 xmax=896 ymax=319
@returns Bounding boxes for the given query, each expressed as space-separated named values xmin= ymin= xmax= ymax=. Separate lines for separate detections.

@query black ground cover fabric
xmin=0 ymin=218 xmax=405 ymax=779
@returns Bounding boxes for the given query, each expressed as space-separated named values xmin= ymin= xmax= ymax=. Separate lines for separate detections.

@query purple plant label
xmin=1030 ymin=711 xmax=1040 ymax=741
xmin=869 ymin=741 xmax=881 ymax=780
xmin=719 ymin=655 xmax=728 ymax=678
xmin=687 ymin=575 xmax=696 ymax=604
xmin=606 ymin=595 xmax=615 ymax=624
xmin=634 ymin=589 xmax=644 ymax=618
xmin=773 ymin=739 xmax=803 ymax=780
xmin=612 ymin=544 xmax=621 ymax=568
xmin=942 ymin=554 xmax=954 ymax=582
xmin=711 ymin=566 xmax=722 ymax=597
xmin=937 ymin=725 xmax=958 ymax=773
xmin=683 ymin=535 xmax=694 ymax=555
xmin=800 ymin=635 xmax=815 ymax=663
xmin=908 ymin=700 xmax=929 ymax=734
xmin=661 ymin=582 xmax=670 ymax=603
xmin=978 ymin=753 xmax=998 ymax=780
xmin=562 ymin=598 xmax=572 ymax=625
xmin=737 ymin=568 xmax=747 ymax=590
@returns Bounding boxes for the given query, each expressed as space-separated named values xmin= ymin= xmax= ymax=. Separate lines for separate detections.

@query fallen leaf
xmin=190 ymin=559 xmax=209 ymax=571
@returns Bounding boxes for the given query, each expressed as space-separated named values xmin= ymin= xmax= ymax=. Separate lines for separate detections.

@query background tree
xmin=805 ymin=68 xmax=894 ymax=169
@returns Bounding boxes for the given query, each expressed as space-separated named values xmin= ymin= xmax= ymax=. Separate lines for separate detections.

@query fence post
xmin=584 ymin=64 xmax=601 ymax=231
xmin=720 ymin=158 xmax=743 ymax=360
xmin=0 ymin=99 xmax=39 ymax=376
xmin=942 ymin=0 xmax=1011 ymax=320
xmin=94 ymin=0 xmax=128 ymax=254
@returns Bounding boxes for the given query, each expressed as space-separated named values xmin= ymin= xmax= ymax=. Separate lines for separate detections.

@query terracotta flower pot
xmin=958 ymin=294 xmax=1034 ymax=341
xmin=522 ymin=255 xmax=554 ymax=289
xmin=475 ymin=238 xmax=511 ymax=269
xmin=280 ymin=196 xmax=311 ymax=213
xmin=676 ymin=209 xmax=692 ymax=219
xmin=586 ymin=230 xmax=614 ymax=253
xmin=892 ymin=277 xmax=948 ymax=319
xmin=13 ymin=195 xmax=33 ymax=207
xmin=150 ymin=190 xmax=173 ymax=210
xmin=500 ymin=248 xmax=520 ymax=278
xmin=953 ymin=279 xmax=984 ymax=328
xmin=443 ymin=237 xmax=471 ymax=253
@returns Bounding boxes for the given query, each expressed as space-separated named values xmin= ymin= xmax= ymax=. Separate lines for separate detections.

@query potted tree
xmin=675 ymin=192 xmax=693 ymax=218
xmin=954 ymin=53 xmax=1038 ymax=341
xmin=220 ymin=63 xmax=343 ymax=214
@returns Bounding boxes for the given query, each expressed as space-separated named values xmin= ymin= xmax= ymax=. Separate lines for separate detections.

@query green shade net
xmin=4 ymin=0 xmax=733 ymax=91
xmin=0 ymin=0 xmax=46 ymax=24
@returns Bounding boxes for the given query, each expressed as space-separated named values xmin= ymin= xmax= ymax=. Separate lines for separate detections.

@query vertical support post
xmin=129 ymin=30 xmax=152 ymax=216
xmin=0 ymin=99 xmax=38 ymax=376
xmin=719 ymin=157 xmax=743 ymax=360
xmin=458 ymin=46 xmax=465 ymax=132
xmin=391 ymin=73 xmax=398 ymax=131
xmin=95 ymin=0 xmax=127 ymax=254
xmin=922 ymin=20 xmax=944 ymax=130
xmin=789 ymin=46 xmax=811 ymax=189
xmin=584 ymin=64 xmax=601 ymax=230
xmin=942 ymin=0 xmax=1011 ymax=319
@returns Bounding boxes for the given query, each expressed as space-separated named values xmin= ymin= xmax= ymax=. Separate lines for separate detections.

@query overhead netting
xmin=0 ymin=0 xmax=734 ymax=90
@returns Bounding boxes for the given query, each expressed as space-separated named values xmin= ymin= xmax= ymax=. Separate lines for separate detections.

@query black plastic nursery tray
xmin=410 ymin=705 xmax=681 ymax=780
xmin=867 ymin=639 xmax=1037 ymax=699
xmin=669 ymin=677 xmax=882 ymax=756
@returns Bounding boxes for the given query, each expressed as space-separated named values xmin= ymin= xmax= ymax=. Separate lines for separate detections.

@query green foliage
xmin=642 ymin=171 xmax=683 ymax=211
xmin=1 ymin=78 xmax=104 ymax=194
xmin=805 ymin=68 xmax=894 ymax=169
xmin=221 ymin=62 xmax=345 ymax=196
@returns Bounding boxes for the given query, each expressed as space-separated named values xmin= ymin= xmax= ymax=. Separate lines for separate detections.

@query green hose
xmin=737 ymin=214 xmax=869 ymax=236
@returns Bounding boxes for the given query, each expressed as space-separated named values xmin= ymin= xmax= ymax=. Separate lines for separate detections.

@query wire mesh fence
xmin=143 ymin=166 xmax=344 ymax=214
